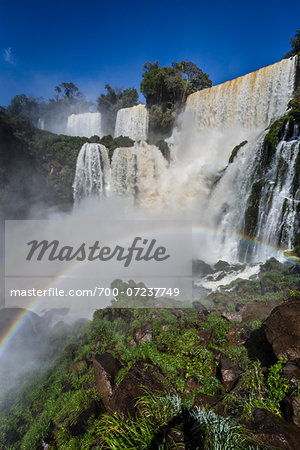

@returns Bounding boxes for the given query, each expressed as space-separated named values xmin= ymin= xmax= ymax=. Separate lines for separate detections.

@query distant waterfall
xmin=185 ymin=57 xmax=296 ymax=131
xmin=114 ymin=104 xmax=149 ymax=141
xmin=67 ymin=113 xmax=103 ymax=138
xmin=73 ymin=143 xmax=110 ymax=203
xmin=111 ymin=142 xmax=167 ymax=207
xmin=37 ymin=118 xmax=45 ymax=130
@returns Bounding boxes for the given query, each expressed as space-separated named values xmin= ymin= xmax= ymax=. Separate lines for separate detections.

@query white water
xmin=73 ymin=57 xmax=298 ymax=263
xmin=67 ymin=112 xmax=103 ymax=138
xmin=114 ymin=104 xmax=149 ymax=141
xmin=111 ymin=141 xmax=167 ymax=206
xmin=73 ymin=143 xmax=110 ymax=203
xmin=185 ymin=57 xmax=296 ymax=131
xmin=37 ymin=118 xmax=45 ymax=130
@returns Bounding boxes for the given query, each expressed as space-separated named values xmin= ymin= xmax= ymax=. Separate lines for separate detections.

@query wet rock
xmin=226 ymin=326 xmax=252 ymax=345
xmin=222 ymin=311 xmax=243 ymax=322
xmin=214 ymin=260 xmax=230 ymax=271
xmin=265 ymin=301 xmax=300 ymax=360
xmin=110 ymin=359 xmax=172 ymax=416
xmin=92 ymin=353 xmax=122 ymax=409
xmin=197 ymin=328 xmax=212 ymax=347
xmin=134 ymin=322 xmax=152 ymax=343
xmin=249 ymin=408 xmax=300 ymax=449
xmin=217 ymin=354 xmax=243 ymax=392
xmin=192 ymin=259 xmax=214 ymax=276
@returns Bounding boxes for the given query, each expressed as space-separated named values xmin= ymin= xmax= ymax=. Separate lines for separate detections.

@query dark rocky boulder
xmin=69 ymin=400 xmax=103 ymax=435
xmin=244 ymin=326 xmax=277 ymax=368
xmin=241 ymin=299 xmax=282 ymax=323
xmin=92 ymin=353 xmax=122 ymax=409
xmin=192 ymin=259 xmax=214 ymax=276
xmin=214 ymin=260 xmax=231 ymax=271
xmin=283 ymin=393 xmax=300 ymax=429
xmin=192 ymin=392 xmax=221 ymax=409
xmin=265 ymin=300 xmax=300 ymax=360
xmin=216 ymin=354 xmax=243 ymax=391
xmin=109 ymin=359 xmax=172 ymax=416
xmin=226 ymin=326 xmax=252 ymax=346
xmin=248 ymin=408 xmax=300 ymax=449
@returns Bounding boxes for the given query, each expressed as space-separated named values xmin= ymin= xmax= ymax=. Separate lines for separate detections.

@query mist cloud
xmin=3 ymin=47 xmax=16 ymax=66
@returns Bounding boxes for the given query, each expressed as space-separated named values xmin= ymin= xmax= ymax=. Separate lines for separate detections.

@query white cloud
xmin=3 ymin=47 xmax=16 ymax=66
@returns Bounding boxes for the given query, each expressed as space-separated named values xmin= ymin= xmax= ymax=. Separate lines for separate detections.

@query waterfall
xmin=37 ymin=118 xmax=45 ymax=130
xmin=114 ymin=104 xmax=149 ymax=141
xmin=72 ymin=57 xmax=299 ymax=263
xmin=73 ymin=143 xmax=110 ymax=203
xmin=67 ymin=112 xmax=103 ymax=138
xmin=111 ymin=142 xmax=167 ymax=207
xmin=185 ymin=57 xmax=296 ymax=131
xmin=253 ymin=124 xmax=300 ymax=259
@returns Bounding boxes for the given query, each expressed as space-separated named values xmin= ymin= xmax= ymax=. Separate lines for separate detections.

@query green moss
xmin=229 ymin=140 xmax=248 ymax=163
xmin=243 ymin=180 xmax=263 ymax=237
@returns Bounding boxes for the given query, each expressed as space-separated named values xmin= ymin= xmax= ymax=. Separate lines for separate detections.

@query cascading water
xmin=185 ymin=57 xmax=296 ymax=131
xmin=37 ymin=118 xmax=45 ymax=130
xmin=67 ymin=112 xmax=103 ymax=138
xmin=73 ymin=143 xmax=110 ymax=204
xmin=111 ymin=141 xmax=167 ymax=207
xmin=253 ymin=123 xmax=300 ymax=259
xmin=114 ymin=104 xmax=149 ymax=141
xmin=73 ymin=57 xmax=298 ymax=264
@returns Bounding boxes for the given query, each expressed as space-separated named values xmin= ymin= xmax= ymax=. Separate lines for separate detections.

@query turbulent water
xmin=114 ymin=104 xmax=149 ymax=141
xmin=111 ymin=141 xmax=167 ymax=206
xmin=73 ymin=57 xmax=299 ymax=263
xmin=67 ymin=112 xmax=103 ymax=138
xmin=185 ymin=57 xmax=296 ymax=131
xmin=73 ymin=143 xmax=110 ymax=203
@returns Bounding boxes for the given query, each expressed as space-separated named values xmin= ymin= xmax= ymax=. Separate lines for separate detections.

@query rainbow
xmin=0 ymin=224 xmax=297 ymax=360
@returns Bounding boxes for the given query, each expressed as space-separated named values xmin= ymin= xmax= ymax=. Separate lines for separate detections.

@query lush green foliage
xmin=284 ymin=28 xmax=300 ymax=58
xmin=97 ymin=84 xmax=139 ymax=135
xmin=140 ymin=60 xmax=211 ymax=140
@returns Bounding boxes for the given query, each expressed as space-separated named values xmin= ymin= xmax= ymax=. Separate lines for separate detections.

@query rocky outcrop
xmin=265 ymin=300 xmax=300 ymax=360
xmin=92 ymin=353 xmax=122 ymax=409
xmin=109 ymin=359 xmax=172 ymax=416
xmin=249 ymin=408 xmax=300 ymax=449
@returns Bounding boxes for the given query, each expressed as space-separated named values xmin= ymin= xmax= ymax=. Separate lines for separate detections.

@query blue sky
xmin=0 ymin=0 xmax=299 ymax=106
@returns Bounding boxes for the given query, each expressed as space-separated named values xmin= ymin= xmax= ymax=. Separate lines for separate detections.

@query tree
xmin=97 ymin=85 xmax=139 ymax=135
xmin=6 ymin=94 xmax=42 ymax=125
xmin=284 ymin=28 xmax=300 ymax=58
xmin=140 ymin=60 xmax=212 ymax=140
xmin=54 ymin=82 xmax=82 ymax=99
xmin=140 ymin=60 xmax=212 ymax=108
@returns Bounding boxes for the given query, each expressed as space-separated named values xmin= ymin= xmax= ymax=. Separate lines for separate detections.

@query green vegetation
xmin=1 ymin=258 xmax=298 ymax=448
xmin=229 ymin=140 xmax=248 ymax=164
xmin=284 ymin=28 xmax=300 ymax=58
xmin=140 ymin=61 xmax=212 ymax=140
xmin=97 ymin=85 xmax=139 ymax=135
